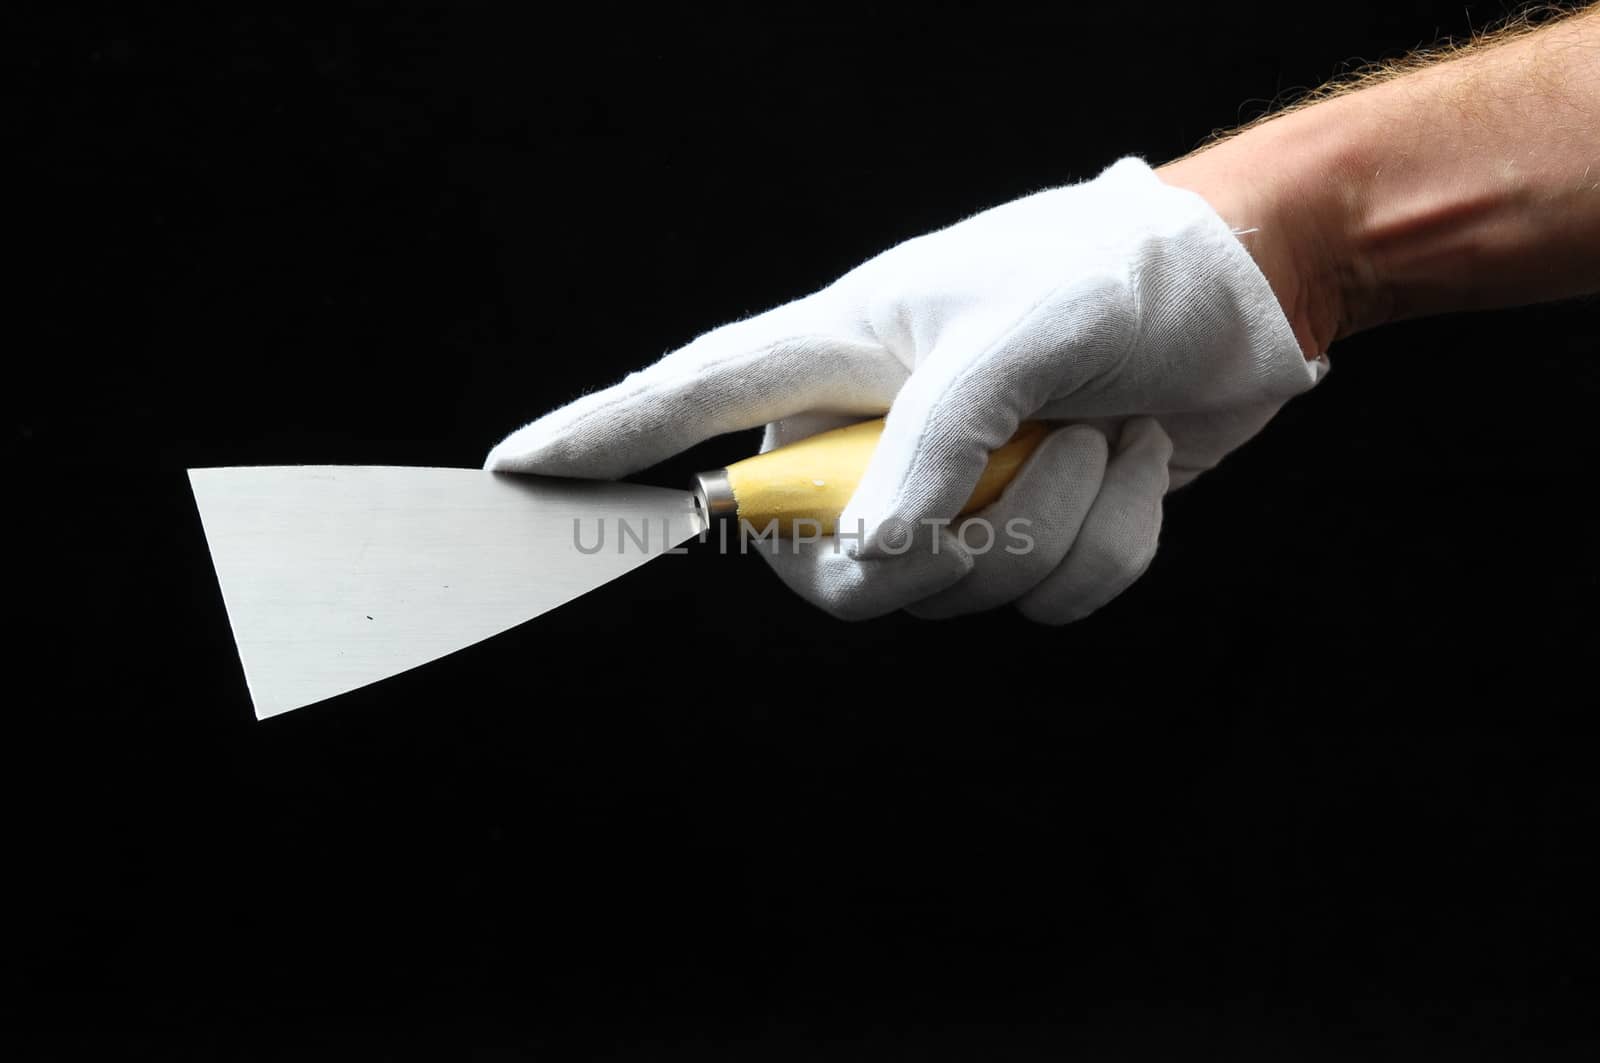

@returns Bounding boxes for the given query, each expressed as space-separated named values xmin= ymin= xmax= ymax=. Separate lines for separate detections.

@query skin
xmin=1155 ymin=5 xmax=1600 ymax=360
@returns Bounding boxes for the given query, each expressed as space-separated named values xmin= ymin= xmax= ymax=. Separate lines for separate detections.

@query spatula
xmin=190 ymin=417 xmax=1045 ymax=718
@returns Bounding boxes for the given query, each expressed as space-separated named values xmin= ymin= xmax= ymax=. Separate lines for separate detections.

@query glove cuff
xmin=1103 ymin=154 xmax=1322 ymax=404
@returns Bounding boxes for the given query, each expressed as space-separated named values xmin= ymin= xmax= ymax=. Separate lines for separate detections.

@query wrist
xmin=1156 ymin=102 xmax=1381 ymax=358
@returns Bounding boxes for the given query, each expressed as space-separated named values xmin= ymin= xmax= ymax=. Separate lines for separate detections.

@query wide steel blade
xmin=189 ymin=466 xmax=699 ymax=719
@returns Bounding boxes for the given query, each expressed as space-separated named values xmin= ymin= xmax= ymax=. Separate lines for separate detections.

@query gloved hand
xmin=485 ymin=156 xmax=1328 ymax=623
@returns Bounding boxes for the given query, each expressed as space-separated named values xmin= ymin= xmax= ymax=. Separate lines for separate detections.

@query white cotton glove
xmin=485 ymin=156 xmax=1328 ymax=623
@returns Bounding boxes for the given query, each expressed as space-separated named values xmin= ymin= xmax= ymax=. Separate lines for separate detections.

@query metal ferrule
xmin=691 ymin=468 xmax=738 ymax=531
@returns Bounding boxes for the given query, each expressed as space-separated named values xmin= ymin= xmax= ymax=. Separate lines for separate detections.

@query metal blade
xmin=188 ymin=466 xmax=699 ymax=719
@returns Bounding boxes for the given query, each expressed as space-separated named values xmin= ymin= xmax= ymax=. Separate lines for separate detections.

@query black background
xmin=11 ymin=3 xmax=1600 ymax=1057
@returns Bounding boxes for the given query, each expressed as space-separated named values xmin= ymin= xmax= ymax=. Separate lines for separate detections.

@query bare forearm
xmin=1158 ymin=5 xmax=1600 ymax=356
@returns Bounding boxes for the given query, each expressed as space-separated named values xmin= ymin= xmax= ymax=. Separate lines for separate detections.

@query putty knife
xmin=190 ymin=418 xmax=1045 ymax=719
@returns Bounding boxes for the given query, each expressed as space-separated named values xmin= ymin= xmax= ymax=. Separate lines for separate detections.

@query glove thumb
xmin=485 ymin=294 xmax=899 ymax=479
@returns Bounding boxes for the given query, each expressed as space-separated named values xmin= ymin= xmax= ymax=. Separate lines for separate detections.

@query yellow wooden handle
xmin=719 ymin=417 xmax=1049 ymax=535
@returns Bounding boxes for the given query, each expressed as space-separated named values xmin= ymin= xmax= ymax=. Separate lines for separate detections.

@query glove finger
xmin=754 ymin=527 xmax=974 ymax=622
xmin=835 ymin=299 xmax=1132 ymax=558
xmin=484 ymin=295 xmax=902 ymax=479
xmin=1016 ymin=417 xmax=1172 ymax=626
xmin=904 ymin=424 xmax=1108 ymax=619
